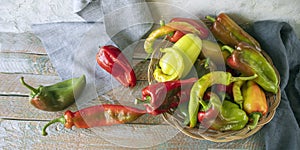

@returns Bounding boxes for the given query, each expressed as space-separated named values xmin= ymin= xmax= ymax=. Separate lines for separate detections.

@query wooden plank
xmin=0 ymin=52 xmax=56 ymax=75
xmin=0 ymin=119 xmax=265 ymax=149
xmin=0 ymin=32 xmax=46 ymax=54
xmin=0 ymin=74 xmax=60 ymax=95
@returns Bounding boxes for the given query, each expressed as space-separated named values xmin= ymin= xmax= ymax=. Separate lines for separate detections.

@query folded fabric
xmin=32 ymin=0 xmax=153 ymax=102
xmin=73 ymin=0 xmax=94 ymax=13
xmin=74 ymin=0 xmax=103 ymax=22
xmin=247 ymin=21 xmax=300 ymax=150
xmin=32 ymin=0 xmax=152 ymax=79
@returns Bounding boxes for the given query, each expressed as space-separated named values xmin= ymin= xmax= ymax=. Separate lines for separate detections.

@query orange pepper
xmin=242 ymin=80 xmax=268 ymax=129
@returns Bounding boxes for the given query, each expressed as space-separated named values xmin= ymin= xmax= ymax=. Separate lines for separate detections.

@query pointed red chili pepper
xmin=96 ymin=45 xmax=136 ymax=87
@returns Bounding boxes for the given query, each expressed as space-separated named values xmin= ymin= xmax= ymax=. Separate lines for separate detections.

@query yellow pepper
xmin=153 ymin=33 xmax=202 ymax=82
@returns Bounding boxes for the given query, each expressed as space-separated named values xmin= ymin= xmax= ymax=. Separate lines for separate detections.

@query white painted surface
xmin=0 ymin=0 xmax=299 ymax=37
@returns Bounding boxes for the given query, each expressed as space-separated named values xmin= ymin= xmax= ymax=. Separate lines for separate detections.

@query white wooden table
xmin=0 ymin=31 xmax=267 ymax=149
xmin=4 ymin=0 xmax=299 ymax=148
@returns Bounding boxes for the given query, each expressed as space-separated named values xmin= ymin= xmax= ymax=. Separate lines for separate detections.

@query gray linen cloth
xmin=32 ymin=0 xmax=153 ymax=94
xmin=246 ymin=21 xmax=300 ymax=150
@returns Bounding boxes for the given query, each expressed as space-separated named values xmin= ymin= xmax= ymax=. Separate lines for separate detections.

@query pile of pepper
xmin=137 ymin=13 xmax=279 ymax=132
xmin=27 ymin=13 xmax=279 ymax=136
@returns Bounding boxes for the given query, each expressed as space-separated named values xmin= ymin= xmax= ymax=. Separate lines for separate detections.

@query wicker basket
xmin=147 ymin=33 xmax=281 ymax=142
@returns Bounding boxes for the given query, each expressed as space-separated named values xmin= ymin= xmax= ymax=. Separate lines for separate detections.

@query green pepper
xmin=222 ymin=43 xmax=279 ymax=93
xmin=188 ymin=71 xmax=257 ymax=128
xmin=232 ymin=79 xmax=245 ymax=109
xmin=210 ymin=100 xmax=249 ymax=131
xmin=20 ymin=75 xmax=86 ymax=111
xmin=153 ymin=33 xmax=202 ymax=82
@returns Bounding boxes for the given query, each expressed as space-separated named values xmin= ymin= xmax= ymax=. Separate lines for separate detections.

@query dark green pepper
xmin=188 ymin=71 xmax=257 ymax=128
xmin=210 ymin=100 xmax=249 ymax=131
xmin=20 ymin=75 xmax=86 ymax=111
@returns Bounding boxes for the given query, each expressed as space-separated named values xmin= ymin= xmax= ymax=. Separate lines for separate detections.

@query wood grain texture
xmin=0 ymin=32 xmax=46 ymax=54
xmin=0 ymin=119 xmax=265 ymax=149
xmin=0 ymin=74 xmax=60 ymax=95
xmin=0 ymin=53 xmax=56 ymax=75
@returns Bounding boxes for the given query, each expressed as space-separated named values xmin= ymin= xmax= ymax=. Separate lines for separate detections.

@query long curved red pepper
xmin=96 ymin=45 xmax=136 ymax=87
xmin=42 ymin=104 xmax=146 ymax=136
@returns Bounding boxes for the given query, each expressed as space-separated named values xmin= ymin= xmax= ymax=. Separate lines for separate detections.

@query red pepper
xmin=206 ymin=13 xmax=261 ymax=50
xmin=167 ymin=30 xmax=185 ymax=43
xmin=96 ymin=45 xmax=136 ymax=87
xmin=42 ymin=104 xmax=146 ymax=136
xmin=135 ymin=78 xmax=197 ymax=115
xmin=222 ymin=43 xmax=279 ymax=93
xmin=197 ymin=92 xmax=221 ymax=128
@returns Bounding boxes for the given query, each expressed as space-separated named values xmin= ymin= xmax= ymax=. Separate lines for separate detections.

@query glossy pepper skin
xmin=96 ymin=45 xmax=136 ymax=87
xmin=135 ymin=78 xmax=197 ymax=115
xmin=144 ymin=18 xmax=208 ymax=54
xmin=20 ymin=75 xmax=86 ymax=111
xmin=188 ymin=71 xmax=257 ymax=128
xmin=153 ymin=33 xmax=202 ymax=82
xmin=210 ymin=100 xmax=249 ymax=131
xmin=222 ymin=43 xmax=279 ymax=93
xmin=42 ymin=104 xmax=146 ymax=136
xmin=242 ymin=80 xmax=268 ymax=129
xmin=206 ymin=13 xmax=261 ymax=51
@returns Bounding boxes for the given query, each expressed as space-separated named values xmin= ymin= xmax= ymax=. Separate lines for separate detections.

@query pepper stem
xmin=205 ymin=16 xmax=216 ymax=22
xmin=221 ymin=45 xmax=234 ymax=54
xmin=204 ymin=58 xmax=210 ymax=69
xmin=42 ymin=116 xmax=66 ymax=136
xmin=160 ymin=19 xmax=165 ymax=27
xmin=247 ymin=113 xmax=261 ymax=130
xmin=231 ymin=74 xmax=258 ymax=82
xmin=20 ymin=77 xmax=39 ymax=94
xmin=134 ymin=96 xmax=152 ymax=105
xmin=198 ymin=97 xmax=211 ymax=111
